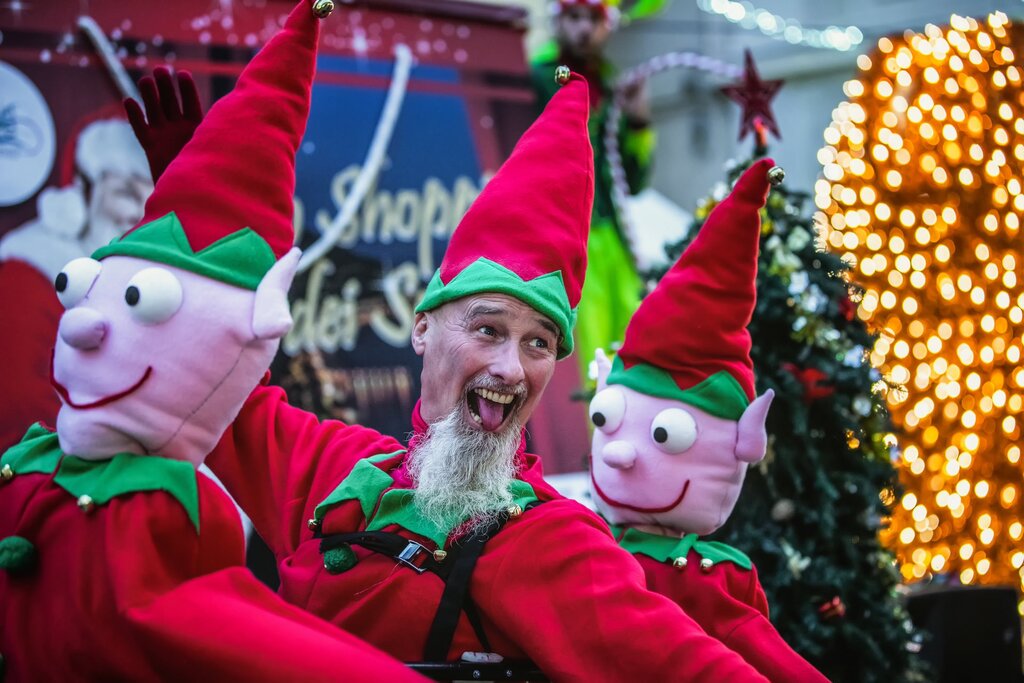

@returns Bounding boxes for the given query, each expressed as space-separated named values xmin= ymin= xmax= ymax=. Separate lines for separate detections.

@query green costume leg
xmin=575 ymin=221 xmax=642 ymax=382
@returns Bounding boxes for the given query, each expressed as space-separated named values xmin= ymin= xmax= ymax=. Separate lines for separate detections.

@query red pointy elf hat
xmin=415 ymin=69 xmax=593 ymax=358
xmin=607 ymin=158 xmax=776 ymax=420
xmin=93 ymin=0 xmax=331 ymax=291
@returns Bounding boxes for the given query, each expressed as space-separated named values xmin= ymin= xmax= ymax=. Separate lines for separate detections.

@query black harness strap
xmin=316 ymin=500 xmax=547 ymax=681
xmin=319 ymin=530 xmax=449 ymax=576
xmin=422 ymin=514 xmax=504 ymax=660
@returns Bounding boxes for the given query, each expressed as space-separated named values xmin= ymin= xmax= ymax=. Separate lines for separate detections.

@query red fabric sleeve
xmin=727 ymin=615 xmax=830 ymax=683
xmin=206 ymin=383 xmax=403 ymax=556
xmin=127 ymin=568 xmax=426 ymax=682
xmin=476 ymin=500 xmax=769 ymax=683
xmin=745 ymin=566 xmax=771 ymax=619
xmin=112 ymin=475 xmax=424 ymax=682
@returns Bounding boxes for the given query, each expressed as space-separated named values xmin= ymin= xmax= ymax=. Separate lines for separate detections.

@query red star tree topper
xmin=721 ymin=49 xmax=784 ymax=147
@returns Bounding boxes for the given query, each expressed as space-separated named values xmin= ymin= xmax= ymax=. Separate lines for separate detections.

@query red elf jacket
xmin=0 ymin=423 xmax=424 ymax=682
xmin=207 ymin=383 xmax=769 ymax=682
xmin=613 ymin=526 xmax=829 ymax=683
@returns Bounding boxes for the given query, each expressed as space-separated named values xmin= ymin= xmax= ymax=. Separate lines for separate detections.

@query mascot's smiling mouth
xmin=50 ymin=352 xmax=153 ymax=410
xmin=589 ymin=461 xmax=691 ymax=513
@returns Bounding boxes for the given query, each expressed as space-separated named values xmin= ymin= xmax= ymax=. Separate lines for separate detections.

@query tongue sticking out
xmin=476 ymin=396 xmax=506 ymax=431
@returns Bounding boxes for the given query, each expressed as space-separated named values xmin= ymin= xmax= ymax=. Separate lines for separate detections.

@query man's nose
xmin=488 ymin=342 xmax=526 ymax=385
xmin=601 ymin=441 xmax=637 ymax=470
xmin=59 ymin=307 xmax=108 ymax=350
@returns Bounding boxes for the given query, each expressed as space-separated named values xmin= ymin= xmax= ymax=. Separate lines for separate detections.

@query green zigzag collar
xmin=607 ymin=355 xmax=750 ymax=421
xmin=415 ymin=258 xmax=577 ymax=358
xmin=314 ymin=451 xmax=539 ymax=548
xmin=611 ymin=525 xmax=752 ymax=571
xmin=92 ymin=212 xmax=276 ymax=291
xmin=2 ymin=423 xmax=201 ymax=532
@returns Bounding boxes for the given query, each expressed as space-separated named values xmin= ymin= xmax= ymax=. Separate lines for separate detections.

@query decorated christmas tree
xmin=649 ymin=52 xmax=924 ymax=683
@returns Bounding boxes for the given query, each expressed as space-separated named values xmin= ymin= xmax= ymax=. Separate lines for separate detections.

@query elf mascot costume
xmin=588 ymin=159 xmax=830 ymax=682
xmin=0 ymin=2 xmax=422 ymax=680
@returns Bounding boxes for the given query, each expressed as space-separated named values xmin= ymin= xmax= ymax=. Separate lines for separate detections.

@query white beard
xmin=408 ymin=405 xmax=523 ymax=533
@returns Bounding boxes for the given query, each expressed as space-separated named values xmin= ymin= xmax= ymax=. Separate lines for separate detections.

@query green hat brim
xmin=606 ymin=355 xmax=750 ymax=421
xmin=92 ymin=212 xmax=276 ymax=291
xmin=415 ymin=258 xmax=577 ymax=359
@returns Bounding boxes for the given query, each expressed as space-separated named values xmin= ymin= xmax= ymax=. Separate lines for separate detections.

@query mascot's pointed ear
xmin=735 ymin=389 xmax=774 ymax=463
xmin=594 ymin=348 xmax=613 ymax=390
xmin=252 ymin=247 xmax=299 ymax=340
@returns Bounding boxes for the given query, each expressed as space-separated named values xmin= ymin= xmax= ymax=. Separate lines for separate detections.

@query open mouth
xmin=466 ymin=387 xmax=521 ymax=432
xmin=589 ymin=461 xmax=691 ymax=513
xmin=50 ymin=351 xmax=153 ymax=410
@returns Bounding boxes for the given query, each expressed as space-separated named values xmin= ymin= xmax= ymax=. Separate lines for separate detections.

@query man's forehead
xmin=447 ymin=294 xmax=558 ymax=331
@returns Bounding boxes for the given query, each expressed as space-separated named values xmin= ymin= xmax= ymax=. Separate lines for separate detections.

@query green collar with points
xmin=2 ymin=423 xmax=202 ymax=533
xmin=611 ymin=525 xmax=752 ymax=570
xmin=314 ymin=451 xmax=539 ymax=548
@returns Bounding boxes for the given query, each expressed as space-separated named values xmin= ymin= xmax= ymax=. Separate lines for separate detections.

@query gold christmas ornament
xmin=312 ymin=0 xmax=335 ymax=19
xmin=554 ymin=65 xmax=571 ymax=85
xmin=767 ymin=166 xmax=785 ymax=186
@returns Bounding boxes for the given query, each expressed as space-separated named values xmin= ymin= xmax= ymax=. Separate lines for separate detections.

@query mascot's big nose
xmin=59 ymin=308 xmax=108 ymax=350
xmin=601 ymin=441 xmax=637 ymax=469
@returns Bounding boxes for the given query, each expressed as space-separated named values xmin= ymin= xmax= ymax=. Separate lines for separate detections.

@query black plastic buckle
xmin=396 ymin=540 xmax=430 ymax=573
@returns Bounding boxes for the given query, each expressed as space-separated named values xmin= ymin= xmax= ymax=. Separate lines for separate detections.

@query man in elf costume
xmin=204 ymin=68 xmax=768 ymax=680
xmin=531 ymin=0 xmax=659 ymax=377
xmin=0 ymin=2 xmax=423 ymax=679
xmin=588 ymin=158 xmax=829 ymax=682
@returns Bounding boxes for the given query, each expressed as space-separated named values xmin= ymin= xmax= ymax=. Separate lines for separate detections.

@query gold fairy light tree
xmin=815 ymin=11 xmax=1024 ymax=614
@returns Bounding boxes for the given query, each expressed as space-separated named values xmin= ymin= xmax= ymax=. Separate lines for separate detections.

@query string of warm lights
xmin=695 ymin=0 xmax=863 ymax=51
xmin=815 ymin=11 xmax=1024 ymax=616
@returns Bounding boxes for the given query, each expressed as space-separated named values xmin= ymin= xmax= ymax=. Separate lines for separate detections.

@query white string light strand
xmin=298 ymin=42 xmax=413 ymax=272
xmin=605 ymin=51 xmax=743 ymax=273
xmin=696 ymin=0 xmax=864 ymax=52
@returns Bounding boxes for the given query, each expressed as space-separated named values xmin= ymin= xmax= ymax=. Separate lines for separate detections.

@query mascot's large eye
xmin=124 ymin=267 xmax=183 ymax=324
xmin=55 ymin=258 xmax=102 ymax=308
xmin=589 ymin=388 xmax=626 ymax=434
xmin=650 ymin=408 xmax=698 ymax=454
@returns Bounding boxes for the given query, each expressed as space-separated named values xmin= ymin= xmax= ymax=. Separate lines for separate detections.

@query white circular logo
xmin=0 ymin=60 xmax=56 ymax=207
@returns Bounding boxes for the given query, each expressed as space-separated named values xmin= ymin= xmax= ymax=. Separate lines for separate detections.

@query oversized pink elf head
xmin=50 ymin=0 xmax=324 ymax=465
xmin=589 ymin=159 xmax=779 ymax=535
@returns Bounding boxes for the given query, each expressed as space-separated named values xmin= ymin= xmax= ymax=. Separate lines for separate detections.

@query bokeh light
xmin=816 ymin=12 xmax=1024 ymax=616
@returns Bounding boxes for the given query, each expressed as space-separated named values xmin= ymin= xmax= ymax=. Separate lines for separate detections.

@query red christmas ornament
xmin=782 ymin=363 xmax=835 ymax=404
xmin=818 ymin=596 xmax=846 ymax=620
xmin=838 ymin=295 xmax=857 ymax=322
xmin=720 ymin=49 xmax=784 ymax=143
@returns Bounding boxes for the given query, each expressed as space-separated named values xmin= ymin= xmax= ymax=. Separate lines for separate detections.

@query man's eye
xmin=529 ymin=338 xmax=549 ymax=349
xmin=478 ymin=326 xmax=497 ymax=336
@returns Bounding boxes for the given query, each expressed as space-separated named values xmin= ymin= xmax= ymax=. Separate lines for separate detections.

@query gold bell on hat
xmin=767 ymin=166 xmax=785 ymax=186
xmin=77 ymin=495 xmax=95 ymax=513
xmin=672 ymin=556 xmax=688 ymax=569
xmin=312 ymin=0 xmax=335 ymax=18
xmin=433 ymin=549 xmax=448 ymax=562
xmin=307 ymin=518 xmax=321 ymax=531
xmin=554 ymin=65 xmax=571 ymax=85
xmin=1 ymin=464 xmax=13 ymax=481
xmin=700 ymin=558 xmax=714 ymax=572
